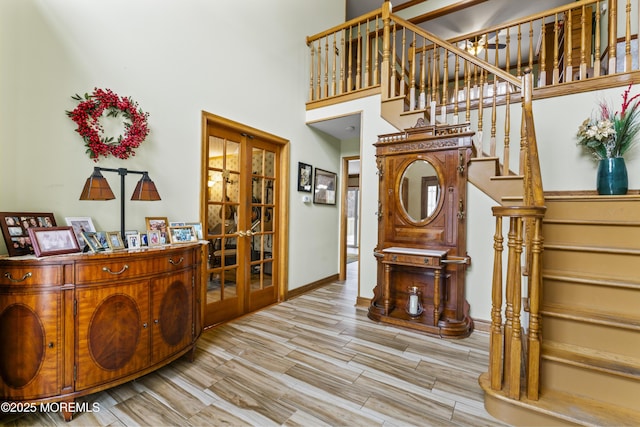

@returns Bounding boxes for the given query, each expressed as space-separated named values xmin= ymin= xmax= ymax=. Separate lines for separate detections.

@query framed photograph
xmin=65 ymin=217 xmax=96 ymax=251
xmin=169 ymin=221 xmax=185 ymax=227
xmin=94 ymin=231 xmax=110 ymax=250
xmin=27 ymin=226 xmax=81 ymax=257
xmin=81 ymin=231 xmax=105 ymax=253
xmin=127 ymin=233 xmax=141 ymax=249
xmin=145 ymin=217 xmax=169 ymax=244
xmin=313 ymin=168 xmax=337 ymax=205
xmin=298 ymin=162 xmax=313 ymax=192
xmin=169 ymin=225 xmax=197 ymax=243
xmin=0 ymin=212 xmax=57 ymax=257
xmin=147 ymin=229 xmax=162 ymax=247
xmin=106 ymin=231 xmax=125 ymax=250
xmin=185 ymin=222 xmax=203 ymax=240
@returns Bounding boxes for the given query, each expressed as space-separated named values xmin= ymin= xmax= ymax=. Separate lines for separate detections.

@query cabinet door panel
xmin=75 ymin=281 xmax=149 ymax=390
xmin=151 ymin=270 xmax=193 ymax=364
xmin=0 ymin=290 xmax=60 ymax=399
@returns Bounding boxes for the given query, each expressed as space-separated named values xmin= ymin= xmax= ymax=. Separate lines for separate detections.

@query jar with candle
xmin=405 ymin=286 xmax=423 ymax=317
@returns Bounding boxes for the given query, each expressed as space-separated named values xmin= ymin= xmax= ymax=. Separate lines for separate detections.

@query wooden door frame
xmin=200 ymin=112 xmax=290 ymax=327
xmin=339 ymin=155 xmax=360 ymax=281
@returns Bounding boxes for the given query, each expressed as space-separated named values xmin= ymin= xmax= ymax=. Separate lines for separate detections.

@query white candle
xmin=409 ymin=294 xmax=418 ymax=315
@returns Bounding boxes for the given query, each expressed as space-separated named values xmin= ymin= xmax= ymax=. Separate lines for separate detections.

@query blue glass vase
xmin=597 ymin=157 xmax=628 ymax=195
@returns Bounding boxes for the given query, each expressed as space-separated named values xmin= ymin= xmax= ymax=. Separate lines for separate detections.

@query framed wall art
xmin=145 ymin=217 xmax=169 ymax=244
xmin=297 ymin=162 xmax=313 ymax=192
xmin=313 ymin=168 xmax=337 ymax=205
xmin=27 ymin=226 xmax=81 ymax=257
xmin=0 ymin=212 xmax=57 ymax=257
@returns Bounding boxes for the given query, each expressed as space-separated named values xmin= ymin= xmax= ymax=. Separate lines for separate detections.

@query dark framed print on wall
xmin=298 ymin=162 xmax=313 ymax=192
xmin=313 ymin=168 xmax=337 ymax=205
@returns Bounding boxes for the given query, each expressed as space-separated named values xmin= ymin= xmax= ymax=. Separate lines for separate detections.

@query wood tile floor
xmin=2 ymin=263 xmax=510 ymax=426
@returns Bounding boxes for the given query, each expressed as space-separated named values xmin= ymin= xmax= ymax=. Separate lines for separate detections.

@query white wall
xmin=0 ymin=0 xmax=346 ymax=291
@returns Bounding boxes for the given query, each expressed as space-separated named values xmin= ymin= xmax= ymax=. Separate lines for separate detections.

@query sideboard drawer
xmin=385 ymin=252 xmax=440 ymax=267
xmin=0 ymin=264 xmax=63 ymax=286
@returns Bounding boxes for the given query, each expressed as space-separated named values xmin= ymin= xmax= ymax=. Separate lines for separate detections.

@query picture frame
xmin=169 ymin=225 xmax=198 ymax=243
xmin=145 ymin=217 xmax=169 ymax=244
xmin=127 ymin=233 xmax=141 ymax=249
xmin=81 ymin=231 xmax=105 ymax=253
xmin=297 ymin=162 xmax=313 ymax=192
xmin=147 ymin=229 xmax=162 ymax=247
xmin=185 ymin=222 xmax=203 ymax=240
xmin=0 ymin=212 xmax=57 ymax=257
xmin=94 ymin=231 xmax=110 ymax=250
xmin=27 ymin=226 xmax=81 ymax=257
xmin=106 ymin=231 xmax=125 ymax=250
xmin=313 ymin=168 xmax=337 ymax=205
xmin=65 ymin=217 xmax=96 ymax=251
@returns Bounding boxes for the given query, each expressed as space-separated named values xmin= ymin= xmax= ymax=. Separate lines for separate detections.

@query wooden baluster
xmin=347 ymin=27 xmax=353 ymax=93
xmin=426 ymin=48 xmax=432 ymax=107
xmin=309 ymin=42 xmax=315 ymax=101
xmin=566 ymin=8 xmax=573 ymax=82
xmin=323 ymin=36 xmax=329 ymax=98
xmin=356 ymin=22 xmax=362 ymax=90
xmin=528 ymin=22 xmax=534 ymax=79
xmin=453 ymin=53 xmax=460 ymax=123
xmin=364 ymin=18 xmax=371 ymax=88
xmin=465 ymin=61 xmax=471 ymax=124
xmin=504 ymin=29 xmax=511 ymax=75
xmin=400 ymin=27 xmax=406 ymax=98
xmin=608 ymin=0 xmax=617 ymax=74
xmin=625 ymin=0 xmax=632 ymax=72
xmin=553 ymin=13 xmax=560 ymax=84
xmin=340 ymin=29 xmax=346 ymax=94
xmin=420 ymin=38 xmax=427 ymax=109
xmin=390 ymin=24 xmax=397 ymax=97
xmin=331 ymin=33 xmax=337 ymax=97
xmin=441 ymin=48 xmax=449 ymax=123
xmin=490 ymin=73 xmax=497 ymax=157
xmin=409 ymin=32 xmax=416 ymax=110
xmin=516 ymin=24 xmax=522 ymax=77
xmin=316 ymin=40 xmax=322 ymax=99
xmin=503 ymin=216 xmax=517 ymax=395
xmin=539 ymin=20 xmax=547 ymax=86
xmin=508 ymin=217 xmax=523 ymax=399
xmin=490 ymin=211 xmax=504 ymax=390
xmin=373 ymin=17 xmax=380 ymax=86
xmin=503 ymin=87 xmax=511 ymax=176
xmin=527 ymin=215 xmax=544 ymax=400
xmin=579 ymin=5 xmax=587 ymax=80
xmin=476 ymin=67 xmax=485 ymax=153
xmin=431 ymin=47 xmax=439 ymax=124
xmin=594 ymin=1 xmax=601 ymax=77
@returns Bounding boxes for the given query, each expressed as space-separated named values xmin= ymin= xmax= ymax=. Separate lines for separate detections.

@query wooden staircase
xmin=482 ymin=195 xmax=640 ymax=425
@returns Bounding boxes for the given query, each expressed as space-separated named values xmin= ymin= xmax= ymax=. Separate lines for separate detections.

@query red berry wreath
xmin=67 ymin=88 xmax=150 ymax=161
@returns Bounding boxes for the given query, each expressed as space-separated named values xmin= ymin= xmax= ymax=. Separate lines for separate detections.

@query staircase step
xmin=543 ymin=270 xmax=640 ymax=316
xmin=542 ymin=244 xmax=640 ymax=280
xmin=540 ymin=358 xmax=640 ymax=412
xmin=543 ymin=219 xmax=640 ymax=248
xmin=542 ymin=341 xmax=640 ymax=381
xmin=541 ymin=303 xmax=640 ymax=357
xmin=544 ymin=194 xmax=640 ymax=222
xmin=381 ymin=96 xmax=426 ymax=130
xmin=479 ymin=372 xmax=640 ymax=426
xmin=468 ymin=157 xmax=523 ymax=204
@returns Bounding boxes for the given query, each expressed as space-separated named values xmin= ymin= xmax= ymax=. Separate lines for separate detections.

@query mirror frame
xmin=396 ymin=157 xmax=444 ymax=225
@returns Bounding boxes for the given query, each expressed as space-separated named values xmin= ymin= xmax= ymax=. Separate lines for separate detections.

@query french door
xmin=202 ymin=113 xmax=287 ymax=327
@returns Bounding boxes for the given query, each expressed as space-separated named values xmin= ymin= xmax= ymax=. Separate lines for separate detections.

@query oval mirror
xmin=399 ymin=159 xmax=440 ymax=222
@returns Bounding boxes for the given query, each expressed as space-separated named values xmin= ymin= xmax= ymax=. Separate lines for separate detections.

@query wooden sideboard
xmin=0 ymin=243 xmax=203 ymax=420
xmin=368 ymin=122 xmax=474 ymax=338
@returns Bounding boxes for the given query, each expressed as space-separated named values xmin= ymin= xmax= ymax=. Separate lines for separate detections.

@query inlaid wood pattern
xmin=0 ymin=265 xmax=509 ymax=426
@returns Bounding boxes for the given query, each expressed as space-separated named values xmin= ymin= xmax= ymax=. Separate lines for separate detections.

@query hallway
xmin=2 ymin=271 xmax=507 ymax=426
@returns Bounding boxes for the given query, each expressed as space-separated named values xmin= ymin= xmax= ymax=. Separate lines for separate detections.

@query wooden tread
xmin=541 ymin=302 xmax=640 ymax=331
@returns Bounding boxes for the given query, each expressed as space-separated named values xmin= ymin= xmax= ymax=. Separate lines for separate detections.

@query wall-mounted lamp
xmin=79 ymin=167 xmax=161 ymax=240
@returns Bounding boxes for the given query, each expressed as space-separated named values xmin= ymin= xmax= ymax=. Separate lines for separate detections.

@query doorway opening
xmin=340 ymin=156 xmax=360 ymax=284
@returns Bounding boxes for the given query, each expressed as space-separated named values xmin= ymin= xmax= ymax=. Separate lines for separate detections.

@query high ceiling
xmin=310 ymin=0 xmax=569 ymax=140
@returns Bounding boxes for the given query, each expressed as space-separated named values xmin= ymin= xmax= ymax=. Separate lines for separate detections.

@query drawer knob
xmin=423 ymin=258 xmax=430 ymax=264
xmin=169 ymin=257 xmax=184 ymax=265
xmin=102 ymin=264 xmax=129 ymax=275
xmin=4 ymin=272 xmax=32 ymax=282
xmin=48 ymin=342 xmax=54 ymax=348
xmin=142 ymin=322 xmax=148 ymax=328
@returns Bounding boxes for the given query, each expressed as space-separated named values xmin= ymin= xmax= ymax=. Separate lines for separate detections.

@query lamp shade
xmin=131 ymin=173 xmax=161 ymax=201
xmin=79 ymin=169 xmax=115 ymax=200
